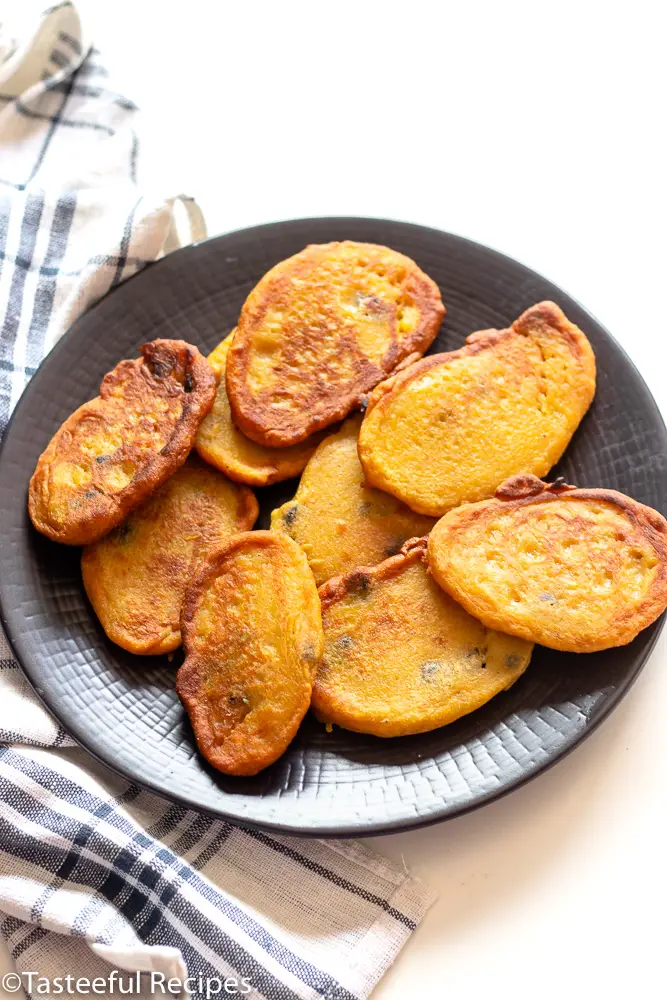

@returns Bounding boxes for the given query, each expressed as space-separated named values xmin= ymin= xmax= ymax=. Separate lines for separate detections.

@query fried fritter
xmin=226 ymin=241 xmax=445 ymax=447
xmin=271 ymin=414 xmax=435 ymax=585
xmin=176 ymin=531 xmax=323 ymax=776
xmin=81 ymin=457 xmax=258 ymax=655
xmin=29 ymin=340 xmax=216 ymax=546
xmin=428 ymin=475 xmax=667 ymax=652
xmin=313 ymin=538 xmax=532 ymax=737
xmin=358 ymin=302 xmax=596 ymax=516
xmin=195 ymin=331 xmax=325 ymax=486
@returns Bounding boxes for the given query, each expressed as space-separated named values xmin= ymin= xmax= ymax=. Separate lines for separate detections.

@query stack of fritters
xmin=29 ymin=240 xmax=667 ymax=776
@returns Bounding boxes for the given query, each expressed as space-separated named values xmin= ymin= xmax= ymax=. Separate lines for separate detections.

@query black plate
xmin=1 ymin=218 xmax=666 ymax=837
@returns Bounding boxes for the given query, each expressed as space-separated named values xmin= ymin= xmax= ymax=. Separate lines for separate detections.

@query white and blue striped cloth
xmin=0 ymin=5 xmax=435 ymax=997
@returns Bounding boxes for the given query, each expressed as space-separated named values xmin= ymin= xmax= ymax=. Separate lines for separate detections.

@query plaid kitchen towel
xmin=0 ymin=5 xmax=435 ymax=999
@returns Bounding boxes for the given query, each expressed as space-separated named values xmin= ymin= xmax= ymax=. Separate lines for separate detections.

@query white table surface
xmin=2 ymin=3 xmax=666 ymax=997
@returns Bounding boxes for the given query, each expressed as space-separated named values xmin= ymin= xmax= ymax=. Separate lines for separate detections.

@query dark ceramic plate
xmin=1 ymin=218 xmax=666 ymax=836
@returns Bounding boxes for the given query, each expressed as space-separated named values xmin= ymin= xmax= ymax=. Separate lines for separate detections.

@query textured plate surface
xmin=1 ymin=218 xmax=666 ymax=836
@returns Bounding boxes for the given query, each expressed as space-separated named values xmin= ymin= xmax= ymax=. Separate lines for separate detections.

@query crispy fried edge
xmin=80 ymin=466 xmax=259 ymax=656
xmin=318 ymin=535 xmax=428 ymax=614
xmin=194 ymin=331 xmax=325 ymax=486
xmin=358 ymin=301 xmax=597 ymax=509
xmin=176 ymin=530 xmax=321 ymax=775
xmin=427 ymin=474 xmax=667 ymax=652
xmin=226 ymin=241 xmax=445 ymax=447
xmin=28 ymin=339 xmax=216 ymax=546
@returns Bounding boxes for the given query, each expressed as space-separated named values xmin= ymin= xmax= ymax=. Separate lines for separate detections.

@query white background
xmin=2 ymin=2 xmax=666 ymax=998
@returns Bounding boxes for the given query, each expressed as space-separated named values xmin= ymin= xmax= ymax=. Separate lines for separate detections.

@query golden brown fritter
xmin=313 ymin=538 xmax=532 ymax=737
xmin=81 ymin=457 xmax=258 ymax=655
xmin=226 ymin=241 xmax=445 ymax=447
xmin=29 ymin=340 xmax=216 ymax=546
xmin=358 ymin=302 xmax=596 ymax=516
xmin=195 ymin=331 xmax=326 ymax=486
xmin=428 ymin=474 xmax=667 ymax=652
xmin=176 ymin=531 xmax=323 ymax=776
xmin=271 ymin=414 xmax=435 ymax=585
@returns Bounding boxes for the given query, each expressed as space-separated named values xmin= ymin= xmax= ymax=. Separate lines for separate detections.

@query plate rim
xmin=2 ymin=614 xmax=664 ymax=838
xmin=1 ymin=216 xmax=666 ymax=837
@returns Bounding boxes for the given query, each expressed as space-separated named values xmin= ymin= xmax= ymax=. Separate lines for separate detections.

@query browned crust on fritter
xmin=428 ymin=474 xmax=667 ymax=651
xmin=80 ymin=457 xmax=259 ymax=656
xmin=177 ymin=531 xmax=320 ymax=776
xmin=226 ymin=241 xmax=445 ymax=447
xmin=493 ymin=475 xmax=667 ymax=544
xmin=179 ymin=530 xmax=280 ymax=637
xmin=28 ymin=340 xmax=216 ymax=546
xmin=177 ymin=535 xmax=274 ymax=776
xmin=493 ymin=473 xmax=576 ymax=500
xmin=194 ymin=331 xmax=329 ymax=486
xmin=363 ymin=300 xmax=594 ymax=419
xmin=234 ymin=484 xmax=261 ymax=526
xmin=318 ymin=536 xmax=428 ymax=611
